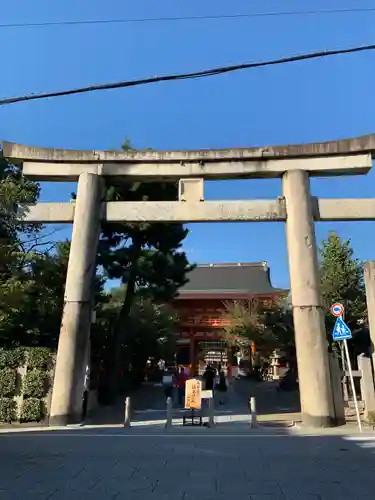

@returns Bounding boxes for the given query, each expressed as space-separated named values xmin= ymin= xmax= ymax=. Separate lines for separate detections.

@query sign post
xmin=183 ymin=378 xmax=202 ymax=426
xmin=330 ymin=302 xmax=347 ymax=381
xmin=331 ymin=303 xmax=362 ymax=432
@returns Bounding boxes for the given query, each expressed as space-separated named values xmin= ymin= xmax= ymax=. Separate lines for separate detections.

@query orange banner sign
xmin=184 ymin=378 xmax=202 ymax=409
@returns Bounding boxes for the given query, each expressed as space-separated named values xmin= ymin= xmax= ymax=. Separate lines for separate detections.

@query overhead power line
xmin=1 ymin=7 xmax=375 ymax=29
xmin=1 ymin=43 xmax=374 ymax=106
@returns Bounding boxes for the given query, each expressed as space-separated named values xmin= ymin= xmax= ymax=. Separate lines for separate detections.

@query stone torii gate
xmin=3 ymin=134 xmax=375 ymax=428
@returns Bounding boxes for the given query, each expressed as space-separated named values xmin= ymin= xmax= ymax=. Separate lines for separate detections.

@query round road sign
xmin=331 ymin=303 xmax=344 ymax=317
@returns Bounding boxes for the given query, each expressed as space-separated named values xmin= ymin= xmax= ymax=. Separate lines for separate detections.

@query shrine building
xmin=172 ymin=262 xmax=287 ymax=376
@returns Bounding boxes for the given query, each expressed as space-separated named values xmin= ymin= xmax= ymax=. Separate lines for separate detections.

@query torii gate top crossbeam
xmin=3 ymin=134 xmax=375 ymax=162
xmin=2 ymin=134 xmax=374 ymax=180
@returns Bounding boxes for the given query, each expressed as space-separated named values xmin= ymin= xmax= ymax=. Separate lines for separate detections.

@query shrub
xmin=21 ymin=398 xmax=44 ymax=422
xmin=0 ymin=348 xmax=25 ymax=369
xmin=26 ymin=348 xmax=52 ymax=370
xmin=367 ymin=410 xmax=375 ymax=426
xmin=0 ymin=398 xmax=16 ymax=422
xmin=0 ymin=368 xmax=16 ymax=397
xmin=23 ymin=369 xmax=46 ymax=398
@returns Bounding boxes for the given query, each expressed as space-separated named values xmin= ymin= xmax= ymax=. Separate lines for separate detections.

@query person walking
xmin=217 ymin=366 xmax=227 ymax=405
xmin=80 ymin=363 xmax=90 ymax=423
xmin=202 ymin=365 xmax=215 ymax=392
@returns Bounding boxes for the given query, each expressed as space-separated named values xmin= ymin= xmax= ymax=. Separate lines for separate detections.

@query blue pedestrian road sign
xmin=332 ymin=316 xmax=352 ymax=341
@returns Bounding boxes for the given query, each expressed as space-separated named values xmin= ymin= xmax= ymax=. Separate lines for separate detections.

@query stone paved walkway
xmin=88 ymin=378 xmax=253 ymax=426
xmin=1 ymin=425 xmax=375 ymax=499
xmin=88 ymin=378 xmax=300 ymax=427
xmin=233 ymin=378 xmax=301 ymax=416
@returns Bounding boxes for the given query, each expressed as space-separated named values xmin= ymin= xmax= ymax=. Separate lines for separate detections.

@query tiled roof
xmin=180 ymin=262 xmax=282 ymax=295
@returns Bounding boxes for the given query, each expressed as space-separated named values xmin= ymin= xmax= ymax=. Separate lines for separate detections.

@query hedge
xmin=21 ymin=398 xmax=44 ymax=423
xmin=23 ymin=369 xmax=46 ymax=398
xmin=367 ymin=411 xmax=375 ymax=426
xmin=0 ymin=347 xmax=53 ymax=424
xmin=26 ymin=348 xmax=52 ymax=370
xmin=0 ymin=368 xmax=16 ymax=397
xmin=0 ymin=348 xmax=25 ymax=369
xmin=0 ymin=398 xmax=16 ymax=423
xmin=0 ymin=347 xmax=52 ymax=370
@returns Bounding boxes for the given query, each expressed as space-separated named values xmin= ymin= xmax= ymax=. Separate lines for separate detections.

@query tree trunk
xmin=105 ymin=277 xmax=136 ymax=404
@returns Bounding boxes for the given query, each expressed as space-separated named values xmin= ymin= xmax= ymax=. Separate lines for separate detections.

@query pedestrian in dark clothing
xmin=217 ymin=368 xmax=227 ymax=405
xmin=202 ymin=365 xmax=215 ymax=391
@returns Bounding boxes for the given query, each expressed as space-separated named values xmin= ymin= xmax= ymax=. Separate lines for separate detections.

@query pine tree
xmin=97 ymin=140 xmax=194 ymax=402
xmin=319 ymin=232 xmax=368 ymax=353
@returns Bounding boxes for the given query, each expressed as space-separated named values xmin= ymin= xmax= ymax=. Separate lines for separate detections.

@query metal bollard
xmin=208 ymin=397 xmax=215 ymax=428
xmin=124 ymin=396 xmax=132 ymax=428
xmin=165 ymin=396 xmax=173 ymax=428
xmin=249 ymin=396 xmax=259 ymax=428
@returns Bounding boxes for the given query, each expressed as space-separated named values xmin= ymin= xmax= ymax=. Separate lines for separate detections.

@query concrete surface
xmin=20 ymin=198 xmax=375 ymax=224
xmin=364 ymin=261 xmax=375 ymax=372
xmin=20 ymin=154 xmax=372 ymax=181
xmin=283 ymin=169 xmax=335 ymax=428
xmin=86 ymin=379 xmax=300 ymax=428
xmin=49 ymin=173 xmax=103 ymax=426
xmin=4 ymin=133 xmax=375 ymax=162
xmin=1 ymin=425 xmax=375 ymax=499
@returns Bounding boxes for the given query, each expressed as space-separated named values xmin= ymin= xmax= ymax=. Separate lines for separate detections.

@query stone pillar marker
xmin=364 ymin=261 xmax=375 ymax=373
xmin=49 ymin=172 xmax=103 ymax=426
xmin=283 ymin=169 xmax=335 ymax=427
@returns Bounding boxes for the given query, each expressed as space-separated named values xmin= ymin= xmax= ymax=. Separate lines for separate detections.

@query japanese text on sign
xmin=185 ymin=378 xmax=202 ymax=409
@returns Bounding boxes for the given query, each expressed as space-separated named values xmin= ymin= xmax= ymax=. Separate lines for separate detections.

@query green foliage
xmin=0 ymin=347 xmax=51 ymax=423
xmin=21 ymin=398 xmax=44 ymax=422
xmin=222 ymin=298 xmax=294 ymax=355
xmin=0 ymin=158 xmax=45 ymax=347
xmin=127 ymin=298 xmax=178 ymax=358
xmin=0 ymin=347 xmax=25 ymax=368
xmin=0 ymin=397 xmax=16 ymax=422
xmin=26 ymin=348 xmax=52 ymax=370
xmin=0 ymin=368 xmax=16 ymax=396
xmin=319 ymin=232 xmax=367 ymax=338
xmin=92 ymin=294 xmax=178 ymax=370
xmin=98 ymin=139 xmax=193 ymax=299
xmin=0 ymin=157 xmax=40 ymax=239
xmin=262 ymin=300 xmax=295 ymax=352
xmin=23 ymin=369 xmax=46 ymax=398
xmin=95 ymin=140 xmax=194 ymax=401
xmin=0 ymin=238 xmax=104 ymax=349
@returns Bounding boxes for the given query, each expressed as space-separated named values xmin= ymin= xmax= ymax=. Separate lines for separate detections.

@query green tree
xmin=319 ymin=232 xmax=367 ymax=336
xmin=0 ymin=158 xmax=40 ymax=343
xmin=319 ymin=231 xmax=370 ymax=364
xmin=25 ymin=240 xmax=107 ymax=348
xmin=222 ymin=299 xmax=292 ymax=351
xmin=0 ymin=158 xmax=40 ymax=235
xmin=91 ymin=289 xmax=178 ymax=398
xmin=222 ymin=297 xmax=295 ymax=366
xmin=97 ymin=140 xmax=193 ymax=402
xmin=124 ymin=298 xmax=177 ymax=382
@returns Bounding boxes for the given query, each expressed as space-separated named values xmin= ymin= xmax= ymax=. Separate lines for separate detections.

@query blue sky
xmin=1 ymin=0 xmax=375 ymax=290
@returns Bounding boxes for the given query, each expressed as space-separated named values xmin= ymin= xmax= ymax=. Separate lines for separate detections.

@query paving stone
xmin=2 ymin=387 xmax=375 ymax=500
xmin=248 ymin=496 xmax=285 ymax=500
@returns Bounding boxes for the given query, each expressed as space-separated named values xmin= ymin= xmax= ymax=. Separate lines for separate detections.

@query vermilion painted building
xmin=172 ymin=262 xmax=288 ymax=376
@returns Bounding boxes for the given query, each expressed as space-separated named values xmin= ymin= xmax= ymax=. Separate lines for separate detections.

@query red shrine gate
xmin=172 ymin=262 xmax=287 ymax=376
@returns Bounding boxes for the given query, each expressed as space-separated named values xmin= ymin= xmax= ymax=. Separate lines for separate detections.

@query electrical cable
xmin=1 ymin=43 xmax=374 ymax=106
xmin=1 ymin=7 xmax=375 ymax=29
